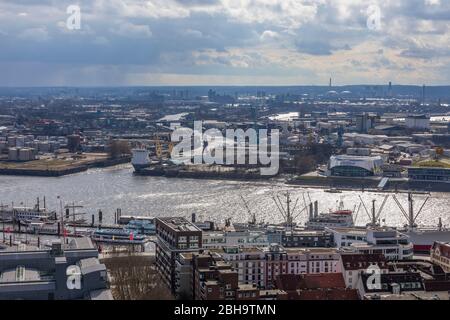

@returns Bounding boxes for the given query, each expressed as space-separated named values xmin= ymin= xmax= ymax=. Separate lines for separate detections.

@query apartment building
xmin=155 ymin=217 xmax=202 ymax=292
xmin=340 ymin=253 xmax=389 ymax=289
xmin=431 ymin=242 xmax=450 ymax=273
xmin=218 ymin=244 xmax=341 ymax=289
xmin=190 ymin=252 xmax=287 ymax=300
xmin=326 ymin=227 xmax=414 ymax=260
xmin=202 ymin=230 xmax=269 ymax=249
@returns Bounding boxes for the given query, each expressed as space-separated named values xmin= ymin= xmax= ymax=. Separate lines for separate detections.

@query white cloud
xmin=18 ymin=27 xmax=50 ymax=42
xmin=112 ymin=22 xmax=152 ymax=38
xmin=1 ymin=0 xmax=450 ymax=85
xmin=260 ymin=30 xmax=280 ymax=41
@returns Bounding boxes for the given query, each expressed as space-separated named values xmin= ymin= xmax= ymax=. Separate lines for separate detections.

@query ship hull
xmin=402 ymin=230 xmax=450 ymax=253
xmin=132 ymin=163 xmax=151 ymax=172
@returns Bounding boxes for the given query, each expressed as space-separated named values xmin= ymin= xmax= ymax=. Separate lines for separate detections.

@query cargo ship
xmin=305 ymin=200 xmax=354 ymax=230
xmin=131 ymin=148 xmax=151 ymax=172
xmin=393 ymin=193 xmax=450 ymax=253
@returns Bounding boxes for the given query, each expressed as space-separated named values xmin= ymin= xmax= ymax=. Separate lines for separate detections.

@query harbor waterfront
xmin=1 ymin=164 xmax=449 ymax=229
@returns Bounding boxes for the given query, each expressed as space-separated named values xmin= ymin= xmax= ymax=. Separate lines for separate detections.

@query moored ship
xmin=393 ymin=193 xmax=450 ymax=252
xmin=131 ymin=148 xmax=151 ymax=172
xmin=305 ymin=200 xmax=354 ymax=230
xmin=91 ymin=228 xmax=147 ymax=245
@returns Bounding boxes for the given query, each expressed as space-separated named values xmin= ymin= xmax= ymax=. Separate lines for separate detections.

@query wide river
xmin=0 ymin=164 xmax=449 ymax=228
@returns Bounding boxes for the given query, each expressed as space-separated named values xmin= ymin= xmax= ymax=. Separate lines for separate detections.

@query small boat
xmin=117 ymin=215 xmax=155 ymax=225
xmin=91 ymin=228 xmax=147 ymax=245
xmin=324 ymin=188 xmax=342 ymax=194
xmin=125 ymin=219 xmax=156 ymax=235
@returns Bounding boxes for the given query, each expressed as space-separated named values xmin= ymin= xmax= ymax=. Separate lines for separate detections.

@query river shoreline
xmin=0 ymin=156 xmax=131 ymax=177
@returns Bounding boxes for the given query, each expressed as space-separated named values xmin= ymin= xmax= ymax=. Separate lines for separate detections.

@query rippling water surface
xmin=0 ymin=164 xmax=449 ymax=228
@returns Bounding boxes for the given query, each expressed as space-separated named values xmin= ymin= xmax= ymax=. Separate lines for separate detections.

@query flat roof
xmin=157 ymin=217 xmax=201 ymax=232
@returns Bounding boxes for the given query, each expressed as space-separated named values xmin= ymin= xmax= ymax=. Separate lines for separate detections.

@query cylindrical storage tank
xmin=8 ymin=136 xmax=17 ymax=147
xmin=8 ymin=147 xmax=18 ymax=161
xmin=19 ymin=148 xmax=33 ymax=161
xmin=0 ymin=142 xmax=7 ymax=152
xmin=16 ymin=136 xmax=25 ymax=148
xmin=38 ymin=142 xmax=50 ymax=153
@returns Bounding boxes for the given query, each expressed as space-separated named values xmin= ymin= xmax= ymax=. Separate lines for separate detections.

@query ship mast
xmin=392 ymin=192 xmax=430 ymax=230
xmin=359 ymin=195 xmax=388 ymax=228
xmin=240 ymin=194 xmax=257 ymax=225
xmin=272 ymin=192 xmax=308 ymax=230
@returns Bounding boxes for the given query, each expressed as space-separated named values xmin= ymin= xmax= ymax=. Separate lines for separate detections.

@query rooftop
xmin=157 ymin=217 xmax=201 ymax=233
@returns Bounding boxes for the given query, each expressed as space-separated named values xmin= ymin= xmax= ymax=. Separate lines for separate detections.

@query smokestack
xmin=422 ymin=84 xmax=426 ymax=105
xmin=192 ymin=212 xmax=196 ymax=223
xmin=309 ymin=203 xmax=314 ymax=220
xmin=314 ymin=201 xmax=319 ymax=218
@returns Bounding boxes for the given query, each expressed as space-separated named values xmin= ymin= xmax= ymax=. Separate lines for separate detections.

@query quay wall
xmin=0 ymin=156 xmax=131 ymax=177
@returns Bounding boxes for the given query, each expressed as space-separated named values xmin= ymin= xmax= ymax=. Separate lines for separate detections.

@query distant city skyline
xmin=1 ymin=0 xmax=450 ymax=86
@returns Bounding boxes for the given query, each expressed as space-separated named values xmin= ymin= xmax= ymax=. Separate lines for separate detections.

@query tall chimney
xmin=314 ymin=201 xmax=319 ymax=218
xmin=309 ymin=203 xmax=314 ymax=220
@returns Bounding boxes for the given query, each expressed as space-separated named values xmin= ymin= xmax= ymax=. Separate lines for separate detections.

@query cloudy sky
xmin=0 ymin=0 xmax=449 ymax=86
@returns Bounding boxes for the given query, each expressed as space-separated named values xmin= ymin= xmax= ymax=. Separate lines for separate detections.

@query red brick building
xmin=275 ymin=273 xmax=359 ymax=300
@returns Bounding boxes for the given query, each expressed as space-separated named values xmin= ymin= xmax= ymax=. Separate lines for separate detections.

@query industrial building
xmin=408 ymin=167 xmax=450 ymax=183
xmin=406 ymin=115 xmax=430 ymax=131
